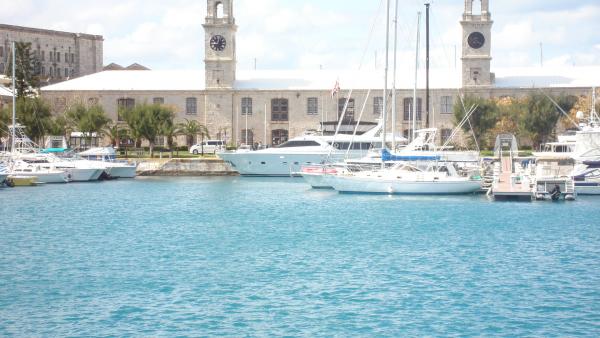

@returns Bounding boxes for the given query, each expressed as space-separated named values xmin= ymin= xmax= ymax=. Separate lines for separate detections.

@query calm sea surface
xmin=1 ymin=177 xmax=599 ymax=336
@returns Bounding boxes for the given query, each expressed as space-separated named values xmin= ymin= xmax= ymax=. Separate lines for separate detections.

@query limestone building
xmin=40 ymin=0 xmax=599 ymax=147
xmin=0 ymin=24 xmax=103 ymax=83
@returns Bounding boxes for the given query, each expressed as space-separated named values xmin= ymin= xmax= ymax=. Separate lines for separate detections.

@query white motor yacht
xmin=218 ymin=122 xmax=405 ymax=177
xmin=0 ymin=163 xmax=9 ymax=184
xmin=17 ymin=153 xmax=104 ymax=182
xmin=9 ymin=159 xmax=68 ymax=184
xmin=78 ymin=147 xmax=137 ymax=178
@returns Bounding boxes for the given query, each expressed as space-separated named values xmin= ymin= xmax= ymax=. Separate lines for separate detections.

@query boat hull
xmin=105 ymin=164 xmax=137 ymax=178
xmin=575 ymin=182 xmax=600 ymax=195
xmin=6 ymin=175 xmax=38 ymax=186
xmin=329 ymin=175 xmax=482 ymax=194
xmin=64 ymin=168 xmax=104 ymax=182
xmin=219 ymin=151 xmax=342 ymax=176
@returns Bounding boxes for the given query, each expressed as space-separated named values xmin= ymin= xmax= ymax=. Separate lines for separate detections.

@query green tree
xmin=121 ymin=103 xmax=174 ymax=158
xmin=16 ymin=97 xmax=53 ymax=144
xmin=161 ymin=122 xmax=178 ymax=157
xmin=103 ymin=122 xmax=122 ymax=147
xmin=0 ymin=106 xmax=11 ymax=140
xmin=5 ymin=42 xmax=40 ymax=98
xmin=521 ymin=93 xmax=577 ymax=148
xmin=66 ymin=103 xmax=110 ymax=149
xmin=178 ymin=118 xmax=209 ymax=154
xmin=453 ymin=95 xmax=499 ymax=149
xmin=46 ymin=114 xmax=73 ymax=143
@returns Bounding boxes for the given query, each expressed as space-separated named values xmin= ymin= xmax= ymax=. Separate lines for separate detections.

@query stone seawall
xmin=136 ymin=158 xmax=237 ymax=176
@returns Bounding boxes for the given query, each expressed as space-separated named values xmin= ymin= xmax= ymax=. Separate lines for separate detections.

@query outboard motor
xmin=550 ymin=184 xmax=561 ymax=201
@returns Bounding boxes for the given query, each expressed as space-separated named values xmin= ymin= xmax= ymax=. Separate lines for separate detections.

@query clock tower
xmin=204 ymin=0 xmax=237 ymax=89
xmin=461 ymin=0 xmax=494 ymax=87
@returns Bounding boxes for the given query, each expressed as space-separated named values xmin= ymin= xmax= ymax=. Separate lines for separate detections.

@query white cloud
xmin=0 ymin=0 xmax=599 ymax=70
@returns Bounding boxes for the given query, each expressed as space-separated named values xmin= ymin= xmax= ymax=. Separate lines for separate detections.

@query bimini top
xmin=40 ymin=66 xmax=600 ymax=92
xmin=0 ymin=85 xmax=14 ymax=97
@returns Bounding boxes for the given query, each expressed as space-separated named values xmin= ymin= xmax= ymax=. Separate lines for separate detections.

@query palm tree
xmin=161 ymin=121 xmax=178 ymax=157
xmin=120 ymin=103 xmax=174 ymax=158
xmin=66 ymin=103 xmax=110 ymax=149
xmin=103 ymin=122 xmax=121 ymax=147
xmin=178 ymin=118 xmax=209 ymax=155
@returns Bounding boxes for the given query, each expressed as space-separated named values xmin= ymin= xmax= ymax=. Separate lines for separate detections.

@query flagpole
xmin=11 ymin=41 xmax=16 ymax=153
xmin=264 ymin=103 xmax=267 ymax=146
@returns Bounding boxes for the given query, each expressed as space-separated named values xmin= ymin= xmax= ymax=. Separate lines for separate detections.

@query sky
xmin=2 ymin=0 xmax=599 ymax=72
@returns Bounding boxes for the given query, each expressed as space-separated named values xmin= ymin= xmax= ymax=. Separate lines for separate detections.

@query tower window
xmin=153 ymin=97 xmax=165 ymax=105
xmin=241 ymin=97 xmax=252 ymax=116
xmin=216 ymin=2 xmax=224 ymax=18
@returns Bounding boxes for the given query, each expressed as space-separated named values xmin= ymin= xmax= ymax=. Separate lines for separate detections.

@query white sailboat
xmin=331 ymin=3 xmax=482 ymax=195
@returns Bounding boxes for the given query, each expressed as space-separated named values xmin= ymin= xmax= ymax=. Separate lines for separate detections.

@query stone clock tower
xmin=461 ymin=0 xmax=494 ymax=87
xmin=203 ymin=0 xmax=237 ymax=89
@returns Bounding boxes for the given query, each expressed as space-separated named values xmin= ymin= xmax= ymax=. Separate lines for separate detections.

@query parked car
xmin=189 ymin=140 xmax=226 ymax=154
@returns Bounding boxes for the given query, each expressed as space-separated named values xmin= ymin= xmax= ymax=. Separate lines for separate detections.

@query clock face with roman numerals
xmin=468 ymin=32 xmax=485 ymax=49
xmin=210 ymin=35 xmax=227 ymax=52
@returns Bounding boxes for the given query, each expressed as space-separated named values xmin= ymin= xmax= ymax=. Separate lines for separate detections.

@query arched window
xmin=216 ymin=2 xmax=224 ymax=18
xmin=272 ymin=129 xmax=288 ymax=146
xmin=472 ymin=0 xmax=481 ymax=15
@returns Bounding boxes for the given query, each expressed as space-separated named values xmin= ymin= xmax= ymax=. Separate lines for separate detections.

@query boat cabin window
xmin=277 ymin=140 xmax=321 ymax=148
xmin=329 ymin=142 xmax=374 ymax=150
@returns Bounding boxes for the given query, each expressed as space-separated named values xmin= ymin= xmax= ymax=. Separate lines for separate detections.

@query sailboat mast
xmin=425 ymin=3 xmax=430 ymax=129
xmin=382 ymin=0 xmax=391 ymax=159
xmin=11 ymin=41 xmax=16 ymax=154
xmin=391 ymin=0 xmax=399 ymax=151
xmin=413 ymin=12 xmax=421 ymax=141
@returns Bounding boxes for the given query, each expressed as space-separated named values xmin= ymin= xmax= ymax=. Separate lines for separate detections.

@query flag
xmin=331 ymin=80 xmax=340 ymax=98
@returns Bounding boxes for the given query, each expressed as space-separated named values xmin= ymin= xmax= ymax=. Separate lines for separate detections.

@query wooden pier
xmin=492 ymin=156 xmax=533 ymax=200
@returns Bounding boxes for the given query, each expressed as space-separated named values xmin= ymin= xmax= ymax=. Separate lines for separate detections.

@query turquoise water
xmin=1 ymin=177 xmax=600 ymax=336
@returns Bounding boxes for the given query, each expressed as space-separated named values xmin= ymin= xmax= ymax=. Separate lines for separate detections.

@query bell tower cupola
xmin=203 ymin=0 xmax=237 ymax=89
xmin=461 ymin=0 xmax=494 ymax=87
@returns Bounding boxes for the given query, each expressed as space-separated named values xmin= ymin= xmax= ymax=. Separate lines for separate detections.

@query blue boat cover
xmin=41 ymin=148 xmax=68 ymax=153
xmin=381 ymin=148 xmax=441 ymax=162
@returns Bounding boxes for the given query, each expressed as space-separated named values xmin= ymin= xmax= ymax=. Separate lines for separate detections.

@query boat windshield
xmin=277 ymin=140 xmax=322 ymax=148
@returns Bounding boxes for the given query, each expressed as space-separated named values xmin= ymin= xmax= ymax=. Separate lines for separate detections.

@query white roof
xmin=0 ymin=85 xmax=13 ymax=97
xmin=41 ymin=66 xmax=600 ymax=92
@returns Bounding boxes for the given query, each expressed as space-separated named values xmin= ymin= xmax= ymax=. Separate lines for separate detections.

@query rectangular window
xmin=65 ymin=68 xmax=69 ymax=77
xmin=117 ymin=98 xmax=136 ymax=121
xmin=57 ymin=52 xmax=61 ymax=62
xmin=153 ymin=97 xmax=165 ymax=105
xmin=373 ymin=97 xmax=383 ymax=116
xmin=41 ymin=50 xmax=45 ymax=61
xmin=403 ymin=98 xmax=422 ymax=121
xmin=440 ymin=96 xmax=453 ymax=114
xmin=338 ymin=98 xmax=355 ymax=121
xmin=241 ymin=97 xmax=252 ymax=116
xmin=271 ymin=98 xmax=289 ymax=121
xmin=71 ymin=53 xmax=75 ymax=63
xmin=186 ymin=97 xmax=198 ymax=115
xmin=0 ymin=47 xmax=3 ymax=58
xmin=241 ymin=129 xmax=254 ymax=145
xmin=307 ymin=97 xmax=318 ymax=116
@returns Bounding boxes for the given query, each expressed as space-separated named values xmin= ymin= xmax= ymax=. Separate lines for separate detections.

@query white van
xmin=189 ymin=140 xmax=226 ymax=154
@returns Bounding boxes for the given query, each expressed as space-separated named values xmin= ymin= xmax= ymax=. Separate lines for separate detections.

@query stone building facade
xmin=40 ymin=0 xmax=598 ymax=148
xmin=0 ymin=24 xmax=103 ymax=83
